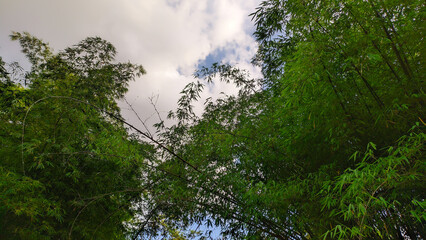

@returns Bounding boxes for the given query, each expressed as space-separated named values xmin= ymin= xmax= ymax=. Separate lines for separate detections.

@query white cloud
xmin=0 ymin=0 xmax=262 ymax=131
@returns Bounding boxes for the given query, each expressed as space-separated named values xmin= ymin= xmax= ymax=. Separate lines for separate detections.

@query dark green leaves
xmin=1 ymin=32 xmax=150 ymax=239
xmin=147 ymin=0 xmax=425 ymax=239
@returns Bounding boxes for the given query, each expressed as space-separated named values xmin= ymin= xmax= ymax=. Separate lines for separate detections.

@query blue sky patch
xmin=197 ymin=47 xmax=228 ymax=70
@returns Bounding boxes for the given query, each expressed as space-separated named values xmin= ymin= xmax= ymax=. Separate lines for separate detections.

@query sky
xmin=0 ymin=0 xmax=262 ymax=131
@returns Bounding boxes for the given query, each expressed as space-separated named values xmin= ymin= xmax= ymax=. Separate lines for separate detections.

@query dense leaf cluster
xmin=1 ymin=0 xmax=424 ymax=239
xmin=0 ymin=33 xmax=152 ymax=239
xmin=145 ymin=0 xmax=425 ymax=239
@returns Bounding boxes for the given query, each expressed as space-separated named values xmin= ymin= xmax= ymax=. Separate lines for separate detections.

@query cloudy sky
xmin=0 ymin=0 xmax=262 ymax=130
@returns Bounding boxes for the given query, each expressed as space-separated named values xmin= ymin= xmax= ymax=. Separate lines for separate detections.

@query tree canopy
xmin=0 ymin=32 xmax=151 ymax=239
xmin=144 ymin=0 xmax=425 ymax=238
xmin=1 ymin=0 xmax=425 ymax=239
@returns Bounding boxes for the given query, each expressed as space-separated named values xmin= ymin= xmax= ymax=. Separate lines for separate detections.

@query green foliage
xmin=1 ymin=0 xmax=425 ymax=239
xmin=0 ymin=33 xmax=151 ymax=239
xmin=142 ymin=0 xmax=425 ymax=239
